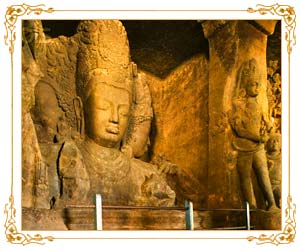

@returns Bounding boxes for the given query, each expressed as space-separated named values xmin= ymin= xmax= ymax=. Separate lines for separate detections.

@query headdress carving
xmin=236 ymin=58 xmax=261 ymax=92
xmin=76 ymin=20 xmax=134 ymax=101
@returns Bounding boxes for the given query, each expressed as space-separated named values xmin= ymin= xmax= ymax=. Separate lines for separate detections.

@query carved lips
xmin=106 ymin=125 xmax=119 ymax=134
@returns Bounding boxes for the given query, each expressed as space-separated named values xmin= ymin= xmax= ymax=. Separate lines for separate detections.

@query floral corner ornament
xmin=248 ymin=3 xmax=296 ymax=54
xmin=247 ymin=195 xmax=296 ymax=245
xmin=4 ymin=4 xmax=54 ymax=53
xmin=4 ymin=195 xmax=54 ymax=245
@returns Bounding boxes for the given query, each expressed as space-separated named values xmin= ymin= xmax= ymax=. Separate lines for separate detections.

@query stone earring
xmin=73 ymin=96 xmax=85 ymax=139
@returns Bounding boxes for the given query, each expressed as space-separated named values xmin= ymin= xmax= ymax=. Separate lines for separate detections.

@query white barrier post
xmin=244 ymin=201 xmax=251 ymax=230
xmin=185 ymin=200 xmax=194 ymax=230
xmin=95 ymin=194 xmax=103 ymax=230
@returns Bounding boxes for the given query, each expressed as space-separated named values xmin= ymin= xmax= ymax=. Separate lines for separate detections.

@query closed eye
xmin=119 ymin=105 xmax=129 ymax=116
xmin=96 ymin=100 xmax=110 ymax=110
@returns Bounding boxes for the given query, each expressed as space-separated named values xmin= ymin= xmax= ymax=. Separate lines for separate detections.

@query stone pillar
xmin=202 ymin=20 xmax=278 ymax=208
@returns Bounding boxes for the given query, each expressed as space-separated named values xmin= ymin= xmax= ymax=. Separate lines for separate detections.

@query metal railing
xmin=66 ymin=195 xmax=252 ymax=230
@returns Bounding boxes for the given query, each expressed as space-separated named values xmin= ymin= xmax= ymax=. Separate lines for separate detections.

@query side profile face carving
xmin=34 ymin=82 xmax=62 ymax=130
xmin=83 ymin=78 xmax=131 ymax=148
xmin=32 ymin=81 xmax=64 ymax=143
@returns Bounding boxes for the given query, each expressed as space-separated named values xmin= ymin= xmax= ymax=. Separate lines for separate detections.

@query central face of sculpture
xmin=84 ymin=77 xmax=131 ymax=148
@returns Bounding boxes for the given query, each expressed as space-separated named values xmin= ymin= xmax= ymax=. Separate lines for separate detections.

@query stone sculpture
xmin=23 ymin=20 xmax=187 ymax=211
xmin=30 ymin=78 xmax=74 ymax=208
xmin=22 ymin=36 xmax=47 ymax=208
xmin=267 ymin=60 xmax=281 ymax=133
xmin=66 ymin=26 xmax=176 ymax=205
xmin=31 ymin=80 xmax=64 ymax=144
xmin=59 ymin=20 xmax=203 ymax=207
xmin=230 ymin=58 xmax=278 ymax=211
xmin=22 ymin=33 xmax=69 ymax=230
xmin=266 ymin=133 xmax=281 ymax=208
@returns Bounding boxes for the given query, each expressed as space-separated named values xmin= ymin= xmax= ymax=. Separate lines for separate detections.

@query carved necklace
xmin=78 ymin=138 xmax=131 ymax=182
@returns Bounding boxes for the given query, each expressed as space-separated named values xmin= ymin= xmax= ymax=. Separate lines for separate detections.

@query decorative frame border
xmin=2 ymin=2 xmax=297 ymax=247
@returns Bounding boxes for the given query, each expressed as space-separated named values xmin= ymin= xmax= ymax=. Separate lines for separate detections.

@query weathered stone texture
xmin=22 ymin=208 xmax=67 ymax=230
xmin=145 ymin=54 xmax=209 ymax=208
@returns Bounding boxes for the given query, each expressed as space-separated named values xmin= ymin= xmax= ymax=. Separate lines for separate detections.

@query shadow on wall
xmin=122 ymin=20 xmax=209 ymax=78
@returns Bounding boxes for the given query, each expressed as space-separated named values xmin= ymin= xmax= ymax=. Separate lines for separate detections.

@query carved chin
xmin=103 ymin=131 xmax=122 ymax=143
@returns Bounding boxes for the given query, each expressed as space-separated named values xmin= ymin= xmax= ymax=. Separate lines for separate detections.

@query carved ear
xmin=73 ymin=96 xmax=84 ymax=138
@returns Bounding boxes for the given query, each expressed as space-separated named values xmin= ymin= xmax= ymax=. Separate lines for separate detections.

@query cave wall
xmin=143 ymin=54 xmax=209 ymax=202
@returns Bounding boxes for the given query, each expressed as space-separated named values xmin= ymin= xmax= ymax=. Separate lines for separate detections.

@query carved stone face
xmin=34 ymin=82 xmax=62 ymax=131
xmin=266 ymin=136 xmax=281 ymax=154
xmin=84 ymin=79 xmax=130 ymax=148
xmin=245 ymin=80 xmax=259 ymax=97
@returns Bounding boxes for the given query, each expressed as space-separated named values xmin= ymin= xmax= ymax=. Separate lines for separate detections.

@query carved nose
xmin=109 ymin=107 xmax=119 ymax=123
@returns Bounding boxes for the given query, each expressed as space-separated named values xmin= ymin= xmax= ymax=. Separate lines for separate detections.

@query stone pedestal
xmin=65 ymin=207 xmax=188 ymax=230
xmin=62 ymin=208 xmax=245 ymax=230
xmin=22 ymin=207 xmax=280 ymax=230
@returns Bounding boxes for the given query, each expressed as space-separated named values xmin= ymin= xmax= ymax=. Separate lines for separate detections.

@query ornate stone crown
xmin=75 ymin=20 xmax=134 ymax=101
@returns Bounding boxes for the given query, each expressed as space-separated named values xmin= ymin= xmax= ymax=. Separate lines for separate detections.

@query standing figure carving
xmin=230 ymin=58 xmax=278 ymax=211
xmin=266 ymin=133 xmax=281 ymax=208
